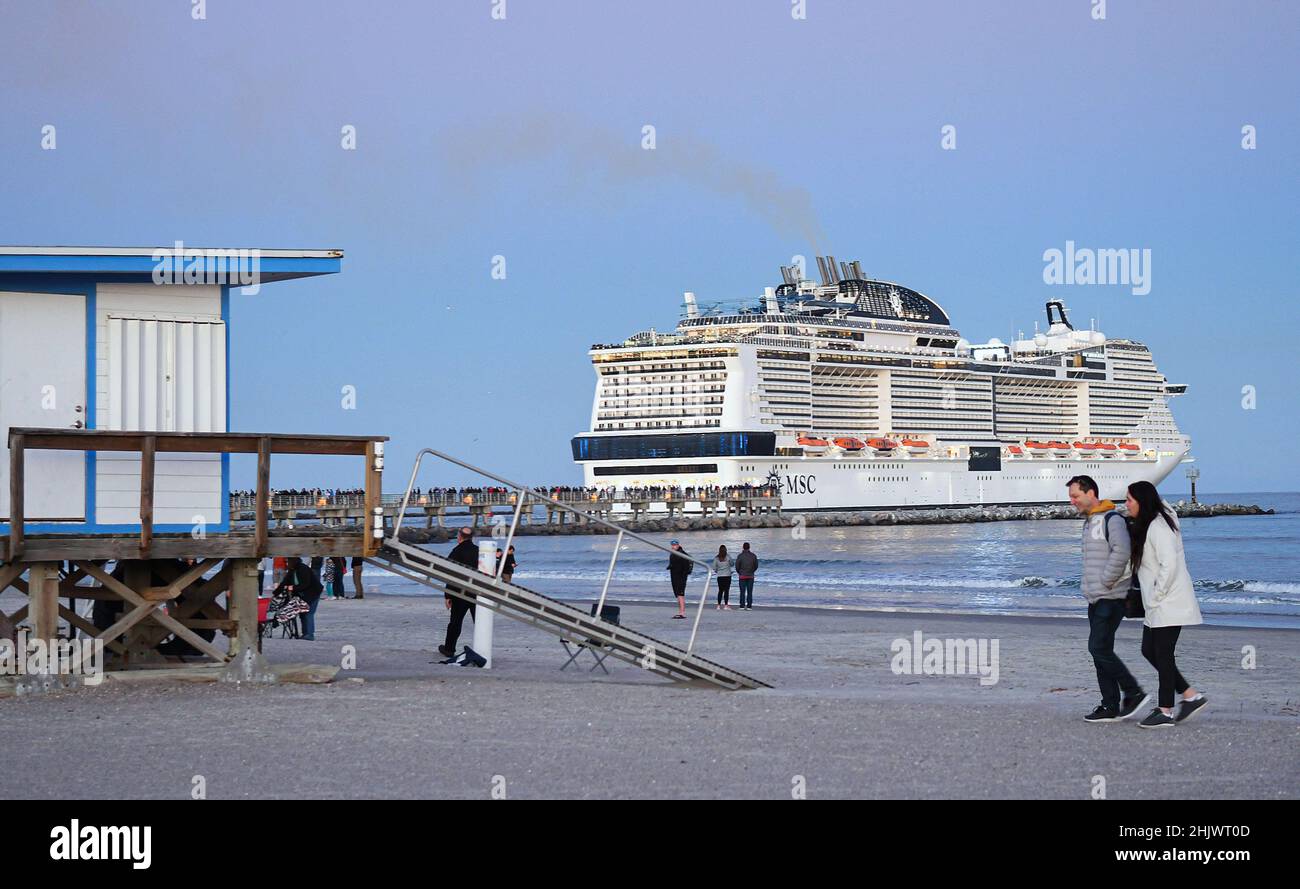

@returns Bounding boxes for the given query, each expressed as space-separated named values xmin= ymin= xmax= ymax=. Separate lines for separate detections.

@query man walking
xmin=1068 ymin=475 xmax=1149 ymax=722
xmin=735 ymin=542 xmax=758 ymax=610
xmin=439 ymin=528 xmax=479 ymax=658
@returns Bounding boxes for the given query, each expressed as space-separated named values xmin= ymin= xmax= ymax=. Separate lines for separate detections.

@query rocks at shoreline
xmin=395 ymin=501 xmax=1273 ymax=543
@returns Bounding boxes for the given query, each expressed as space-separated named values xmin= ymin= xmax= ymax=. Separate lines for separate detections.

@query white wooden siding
xmin=94 ymin=284 xmax=225 ymax=527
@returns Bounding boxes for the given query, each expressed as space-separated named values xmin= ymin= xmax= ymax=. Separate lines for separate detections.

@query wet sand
xmin=1 ymin=592 xmax=1296 ymax=799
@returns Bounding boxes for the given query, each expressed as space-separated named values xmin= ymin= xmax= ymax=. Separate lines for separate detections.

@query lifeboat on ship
xmin=1024 ymin=440 xmax=1051 ymax=457
xmin=1007 ymin=445 xmax=1026 ymax=459
xmin=1117 ymin=442 xmax=1141 ymax=458
xmin=833 ymin=437 xmax=866 ymax=452
xmin=797 ymin=435 xmax=830 ymax=455
xmin=1048 ymin=441 xmax=1073 ymax=457
xmin=901 ymin=439 xmax=929 ymax=455
xmin=1072 ymin=441 xmax=1099 ymax=458
xmin=864 ymin=437 xmax=897 ymax=454
xmin=1094 ymin=442 xmax=1118 ymax=459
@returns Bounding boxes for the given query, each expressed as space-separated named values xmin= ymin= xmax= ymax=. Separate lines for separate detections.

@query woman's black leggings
xmin=1141 ymin=624 xmax=1190 ymax=709
xmin=716 ymin=575 xmax=732 ymax=605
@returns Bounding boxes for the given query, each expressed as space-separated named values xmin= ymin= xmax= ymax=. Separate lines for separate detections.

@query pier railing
xmin=393 ymin=449 xmax=724 ymax=655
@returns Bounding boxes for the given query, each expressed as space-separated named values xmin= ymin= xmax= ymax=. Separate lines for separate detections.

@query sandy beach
xmin=1 ymin=591 xmax=1296 ymax=800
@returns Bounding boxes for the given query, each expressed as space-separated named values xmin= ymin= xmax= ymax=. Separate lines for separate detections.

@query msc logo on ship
xmin=766 ymin=468 xmax=815 ymax=494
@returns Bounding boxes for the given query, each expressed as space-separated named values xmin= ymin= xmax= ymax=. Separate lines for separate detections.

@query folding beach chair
xmin=560 ymin=604 xmax=620 ymax=674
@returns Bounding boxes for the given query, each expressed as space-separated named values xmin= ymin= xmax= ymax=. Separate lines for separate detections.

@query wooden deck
xmin=2 ymin=428 xmax=386 ymax=674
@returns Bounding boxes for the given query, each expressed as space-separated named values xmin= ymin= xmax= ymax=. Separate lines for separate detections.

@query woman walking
xmin=713 ymin=545 xmax=735 ymax=610
xmin=1125 ymin=480 xmax=1208 ymax=728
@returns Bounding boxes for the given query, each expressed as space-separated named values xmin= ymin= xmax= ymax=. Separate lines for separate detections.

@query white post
xmin=474 ymin=540 xmax=497 ymax=668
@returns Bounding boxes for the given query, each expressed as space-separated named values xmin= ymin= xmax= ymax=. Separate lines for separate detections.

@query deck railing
xmin=6 ymin=428 xmax=387 ymax=561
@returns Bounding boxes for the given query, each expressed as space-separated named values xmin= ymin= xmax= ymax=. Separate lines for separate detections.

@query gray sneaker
xmin=1175 ymin=695 xmax=1208 ymax=723
xmin=1139 ymin=709 xmax=1176 ymax=729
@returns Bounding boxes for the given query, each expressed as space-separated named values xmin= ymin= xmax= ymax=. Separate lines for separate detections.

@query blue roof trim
xmin=0 ymin=254 xmax=340 ymax=278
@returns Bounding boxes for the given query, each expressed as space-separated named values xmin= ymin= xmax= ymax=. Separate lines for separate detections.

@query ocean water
xmin=370 ymin=492 xmax=1300 ymax=629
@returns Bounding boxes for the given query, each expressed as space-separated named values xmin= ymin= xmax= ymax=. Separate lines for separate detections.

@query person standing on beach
xmin=735 ymin=542 xmax=758 ymax=610
xmin=1068 ymin=475 xmax=1149 ymax=723
xmin=667 ymin=540 xmax=693 ymax=619
xmin=496 ymin=545 xmax=517 ymax=583
xmin=330 ymin=556 xmax=348 ymax=598
xmin=1126 ymin=481 xmax=1207 ymax=728
xmin=713 ymin=545 xmax=735 ymax=610
xmin=439 ymin=528 xmax=479 ymax=658
xmin=351 ymin=556 xmax=365 ymax=599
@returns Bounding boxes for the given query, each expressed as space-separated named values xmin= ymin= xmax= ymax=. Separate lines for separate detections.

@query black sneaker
xmin=1139 ymin=709 xmax=1176 ymax=729
xmin=1118 ymin=692 xmax=1151 ymax=720
xmin=1175 ymin=695 xmax=1208 ymax=723
xmin=1084 ymin=705 xmax=1120 ymax=723
xmin=437 ymin=644 xmax=454 ymax=658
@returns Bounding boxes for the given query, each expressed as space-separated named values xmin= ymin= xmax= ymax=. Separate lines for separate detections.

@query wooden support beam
xmin=254 ymin=438 xmax=270 ymax=557
xmin=8 ymin=432 xmax=24 ymax=561
xmin=363 ymin=441 xmax=381 ymax=557
xmin=25 ymin=562 xmax=60 ymax=643
xmin=77 ymin=561 xmax=230 ymax=664
xmin=139 ymin=435 xmax=156 ymax=558
xmin=227 ymin=558 xmax=259 ymax=658
xmin=0 ymin=563 xmax=26 ymax=595
xmin=56 ymin=604 xmax=127 ymax=655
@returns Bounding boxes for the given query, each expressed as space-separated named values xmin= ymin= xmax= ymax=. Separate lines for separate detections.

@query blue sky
xmin=1 ymin=0 xmax=1296 ymax=492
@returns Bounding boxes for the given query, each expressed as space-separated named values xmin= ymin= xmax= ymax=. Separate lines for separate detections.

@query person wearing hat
xmin=666 ymin=540 xmax=693 ymax=619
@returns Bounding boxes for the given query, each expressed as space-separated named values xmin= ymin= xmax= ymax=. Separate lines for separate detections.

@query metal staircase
xmin=370 ymin=447 xmax=771 ymax=690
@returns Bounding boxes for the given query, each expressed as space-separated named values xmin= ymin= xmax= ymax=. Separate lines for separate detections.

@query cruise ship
xmin=571 ymin=257 xmax=1191 ymax=510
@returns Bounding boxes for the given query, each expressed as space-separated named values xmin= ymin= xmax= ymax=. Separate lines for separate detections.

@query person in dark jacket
xmin=666 ymin=540 xmax=692 ymax=619
xmin=330 ymin=556 xmax=348 ymax=598
xmin=439 ymin=528 xmax=479 ymax=657
xmin=351 ymin=556 xmax=365 ymax=599
xmin=274 ymin=557 xmax=324 ymax=640
xmin=735 ymin=542 xmax=758 ymax=610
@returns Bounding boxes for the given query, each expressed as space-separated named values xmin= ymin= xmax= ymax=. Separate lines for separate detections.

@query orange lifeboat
xmin=1118 ymin=442 xmax=1141 ymax=457
xmin=901 ymin=438 xmax=929 ymax=455
xmin=1073 ymin=441 xmax=1098 ymax=458
xmin=1094 ymin=442 xmax=1117 ymax=459
xmin=1007 ymin=445 xmax=1025 ymax=458
xmin=864 ymin=437 xmax=897 ymax=453
xmin=1048 ymin=441 xmax=1073 ymax=457
xmin=1024 ymin=440 xmax=1051 ymax=456
xmin=797 ymin=435 xmax=830 ymax=455
xmin=834 ymin=437 xmax=866 ymax=452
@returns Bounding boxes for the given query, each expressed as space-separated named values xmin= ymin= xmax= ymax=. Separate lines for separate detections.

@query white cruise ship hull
xmin=579 ymin=449 xmax=1187 ymax=512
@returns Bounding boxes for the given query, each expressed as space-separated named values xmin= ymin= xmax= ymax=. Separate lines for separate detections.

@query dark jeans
xmin=1141 ymin=625 xmax=1190 ymax=709
xmin=737 ymin=578 xmax=754 ymax=608
xmin=716 ymin=575 xmax=732 ymax=605
xmin=1087 ymin=598 xmax=1142 ymax=710
xmin=444 ymin=597 xmax=476 ymax=651
xmin=302 ymin=595 xmax=321 ymax=640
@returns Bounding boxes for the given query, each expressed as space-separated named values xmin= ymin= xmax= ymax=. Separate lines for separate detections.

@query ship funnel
xmin=851 ymin=260 xmax=865 ymax=280
xmin=815 ymin=256 xmax=831 ymax=286
xmin=684 ymin=291 xmax=699 ymax=319
xmin=839 ymin=261 xmax=854 ymax=281
xmin=826 ymin=255 xmax=841 ymax=283
xmin=779 ymin=265 xmax=796 ymax=286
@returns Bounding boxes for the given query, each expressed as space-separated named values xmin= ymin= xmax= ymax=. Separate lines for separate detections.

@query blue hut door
xmin=0 ymin=291 xmax=87 ymax=521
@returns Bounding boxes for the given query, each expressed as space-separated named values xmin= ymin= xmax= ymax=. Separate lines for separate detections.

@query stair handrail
xmin=392 ymin=447 xmax=718 ymax=653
